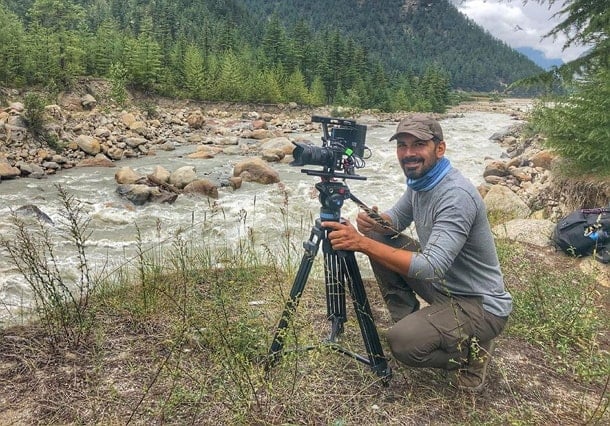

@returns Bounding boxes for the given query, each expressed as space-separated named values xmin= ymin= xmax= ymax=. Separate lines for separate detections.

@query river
xmin=0 ymin=110 xmax=523 ymax=325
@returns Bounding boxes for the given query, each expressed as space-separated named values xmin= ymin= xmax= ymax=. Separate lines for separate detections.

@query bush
xmin=23 ymin=92 xmax=46 ymax=137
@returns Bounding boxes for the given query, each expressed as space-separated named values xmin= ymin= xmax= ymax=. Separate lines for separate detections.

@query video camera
xmin=291 ymin=115 xmax=369 ymax=179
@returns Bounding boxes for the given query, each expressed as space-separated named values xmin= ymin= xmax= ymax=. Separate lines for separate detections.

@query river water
xmin=0 ymin=111 xmax=522 ymax=325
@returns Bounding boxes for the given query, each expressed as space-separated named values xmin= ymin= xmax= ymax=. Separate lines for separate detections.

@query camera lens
xmin=291 ymin=142 xmax=335 ymax=168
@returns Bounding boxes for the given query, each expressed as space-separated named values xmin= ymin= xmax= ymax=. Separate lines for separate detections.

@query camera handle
xmin=265 ymin=180 xmax=392 ymax=384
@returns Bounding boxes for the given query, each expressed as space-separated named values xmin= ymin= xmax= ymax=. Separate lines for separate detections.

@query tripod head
xmin=315 ymin=180 xmax=354 ymax=222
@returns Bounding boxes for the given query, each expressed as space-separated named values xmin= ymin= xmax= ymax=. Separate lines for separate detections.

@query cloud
xmin=451 ymin=0 xmax=588 ymax=62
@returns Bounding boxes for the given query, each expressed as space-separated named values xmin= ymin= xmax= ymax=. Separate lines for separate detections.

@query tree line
xmin=0 ymin=0 xmax=451 ymax=112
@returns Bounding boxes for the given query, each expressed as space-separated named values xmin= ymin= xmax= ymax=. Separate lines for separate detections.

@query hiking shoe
xmin=450 ymin=339 xmax=496 ymax=392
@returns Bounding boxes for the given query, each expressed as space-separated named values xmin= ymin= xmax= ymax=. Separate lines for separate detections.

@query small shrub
xmin=23 ymin=92 xmax=46 ymax=137
xmin=499 ymin=240 xmax=609 ymax=380
xmin=109 ymin=62 xmax=128 ymax=106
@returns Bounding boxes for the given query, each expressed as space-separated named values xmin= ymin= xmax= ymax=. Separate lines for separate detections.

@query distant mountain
xmin=516 ymin=47 xmax=564 ymax=70
xmin=240 ymin=0 xmax=544 ymax=92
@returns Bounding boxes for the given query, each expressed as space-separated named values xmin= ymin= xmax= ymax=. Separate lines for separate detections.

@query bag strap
xmin=581 ymin=208 xmax=610 ymax=215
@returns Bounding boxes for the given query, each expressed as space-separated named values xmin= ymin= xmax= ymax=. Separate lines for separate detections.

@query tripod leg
xmin=266 ymin=220 xmax=324 ymax=368
xmin=342 ymin=251 xmax=392 ymax=381
xmin=323 ymin=238 xmax=346 ymax=341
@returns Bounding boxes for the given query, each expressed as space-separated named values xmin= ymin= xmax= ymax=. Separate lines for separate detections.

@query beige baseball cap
xmin=389 ymin=114 xmax=444 ymax=141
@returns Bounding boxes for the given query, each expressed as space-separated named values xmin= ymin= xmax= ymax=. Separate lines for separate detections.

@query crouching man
xmin=322 ymin=114 xmax=512 ymax=391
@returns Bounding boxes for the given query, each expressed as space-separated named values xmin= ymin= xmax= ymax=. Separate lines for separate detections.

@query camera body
xmin=291 ymin=115 xmax=368 ymax=178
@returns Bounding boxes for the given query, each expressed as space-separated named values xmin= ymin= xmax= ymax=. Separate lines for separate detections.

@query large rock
xmin=186 ymin=110 xmax=205 ymax=129
xmin=530 ymin=150 xmax=557 ymax=170
xmin=183 ymin=179 xmax=219 ymax=199
xmin=15 ymin=161 xmax=45 ymax=178
xmin=148 ymin=165 xmax=171 ymax=183
xmin=492 ymin=219 xmax=555 ymax=247
xmin=0 ymin=161 xmax=21 ymax=179
xmin=169 ymin=166 xmax=197 ymax=189
xmin=76 ymin=135 xmax=101 ymax=155
xmin=260 ymin=136 xmax=294 ymax=162
xmin=81 ymin=94 xmax=97 ymax=110
xmin=484 ymin=184 xmax=531 ymax=220
xmin=115 ymin=166 xmax=143 ymax=184
xmin=186 ymin=146 xmax=218 ymax=159
xmin=261 ymin=136 xmax=294 ymax=155
xmin=233 ymin=157 xmax=280 ymax=184
xmin=125 ymin=137 xmax=147 ymax=148
xmin=249 ymin=129 xmax=275 ymax=140
xmin=14 ymin=204 xmax=54 ymax=225
xmin=120 ymin=112 xmax=137 ymax=127
xmin=76 ymin=154 xmax=114 ymax=168
xmin=3 ymin=124 xmax=27 ymax=143
xmin=116 ymin=184 xmax=152 ymax=205
xmin=106 ymin=146 xmax=125 ymax=160
xmin=483 ymin=160 xmax=509 ymax=178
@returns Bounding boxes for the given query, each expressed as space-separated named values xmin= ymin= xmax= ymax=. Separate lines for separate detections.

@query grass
xmin=0 ymin=187 xmax=608 ymax=425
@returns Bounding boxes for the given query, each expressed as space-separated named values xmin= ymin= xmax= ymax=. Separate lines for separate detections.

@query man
xmin=322 ymin=114 xmax=512 ymax=391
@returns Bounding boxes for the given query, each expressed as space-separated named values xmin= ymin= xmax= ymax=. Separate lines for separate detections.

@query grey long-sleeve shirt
xmin=386 ymin=167 xmax=513 ymax=317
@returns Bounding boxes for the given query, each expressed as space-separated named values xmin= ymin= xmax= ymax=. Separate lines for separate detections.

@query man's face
xmin=396 ymin=133 xmax=445 ymax=179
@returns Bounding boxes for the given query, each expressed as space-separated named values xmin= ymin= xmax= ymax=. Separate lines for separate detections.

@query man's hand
xmin=321 ymin=220 xmax=364 ymax=252
xmin=356 ymin=206 xmax=379 ymax=235
xmin=356 ymin=206 xmax=394 ymax=235
xmin=323 ymin=218 xmax=415 ymax=276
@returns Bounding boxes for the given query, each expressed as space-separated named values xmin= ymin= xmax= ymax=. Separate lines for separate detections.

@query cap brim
xmin=389 ymin=129 xmax=434 ymax=141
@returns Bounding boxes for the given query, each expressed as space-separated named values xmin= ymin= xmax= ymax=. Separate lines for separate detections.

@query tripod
xmin=266 ymin=179 xmax=392 ymax=383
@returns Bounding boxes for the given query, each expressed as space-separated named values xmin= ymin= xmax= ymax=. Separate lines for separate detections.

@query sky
xmin=450 ymin=0 xmax=588 ymax=63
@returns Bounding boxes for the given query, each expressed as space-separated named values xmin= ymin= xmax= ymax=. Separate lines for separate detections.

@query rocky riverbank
xmin=1 ymin=84 xmax=608 ymax=221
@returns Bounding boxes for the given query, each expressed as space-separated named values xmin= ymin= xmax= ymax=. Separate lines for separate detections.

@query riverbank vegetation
xmin=0 ymin=186 xmax=608 ymax=424
xmin=514 ymin=0 xmax=610 ymax=174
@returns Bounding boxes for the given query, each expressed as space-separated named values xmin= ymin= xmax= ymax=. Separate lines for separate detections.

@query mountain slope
xmin=240 ymin=0 xmax=543 ymax=91
xmin=2 ymin=0 xmax=543 ymax=93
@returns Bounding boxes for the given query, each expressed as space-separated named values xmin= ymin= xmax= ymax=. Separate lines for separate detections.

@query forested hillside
xmin=240 ymin=0 xmax=544 ymax=91
xmin=0 ymin=0 xmax=542 ymax=112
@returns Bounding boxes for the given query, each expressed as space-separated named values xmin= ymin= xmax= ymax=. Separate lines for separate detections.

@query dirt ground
xmin=0 ymin=243 xmax=608 ymax=425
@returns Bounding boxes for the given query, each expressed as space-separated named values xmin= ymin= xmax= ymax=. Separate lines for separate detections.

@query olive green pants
xmin=368 ymin=232 xmax=507 ymax=370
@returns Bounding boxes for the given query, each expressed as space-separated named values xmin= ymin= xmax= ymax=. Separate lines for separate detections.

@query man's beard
xmin=401 ymin=157 xmax=436 ymax=179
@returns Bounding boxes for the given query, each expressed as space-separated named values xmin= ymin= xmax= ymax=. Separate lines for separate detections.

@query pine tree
xmin=89 ymin=20 xmax=123 ymax=77
xmin=262 ymin=13 xmax=288 ymax=68
xmin=27 ymin=0 xmax=87 ymax=87
xmin=215 ymin=50 xmax=246 ymax=101
xmin=251 ymin=68 xmax=284 ymax=103
xmin=183 ymin=44 xmax=206 ymax=99
xmin=0 ymin=4 xmax=25 ymax=85
xmin=126 ymin=17 xmax=162 ymax=90
xmin=284 ymin=68 xmax=310 ymax=104
xmin=420 ymin=66 xmax=450 ymax=113
xmin=309 ymin=76 xmax=327 ymax=106
xmin=531 ymin=68 xmax=610 ymax=171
